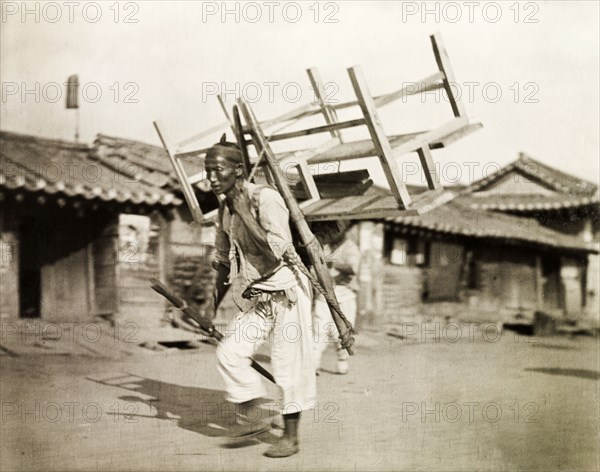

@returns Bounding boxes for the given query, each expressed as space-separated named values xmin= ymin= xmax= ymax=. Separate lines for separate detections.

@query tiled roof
xmin=92 ymin=134 xmax=211 ymax=192
xmin=463 ymin=153 xmax=598 ymax=196
xmin=388 ymin=200 xmax=597 ymax=253
xmin=0 ymin=131 xmax=180 ymax=206
xmin=456 ymin=193 xmax=599 ymax=212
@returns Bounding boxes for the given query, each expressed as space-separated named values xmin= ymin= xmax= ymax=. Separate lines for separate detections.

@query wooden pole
xmin=232 ymin=105 xmax=252 ymax=179
xmin=153 ymin=121 xmax=204 ymax=223
xmin=238 ymin=98 xmax=355 ymax=354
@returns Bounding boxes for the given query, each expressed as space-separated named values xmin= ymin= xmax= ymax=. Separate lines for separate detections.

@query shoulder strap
xmin=217 ymin=199 xmax=227 ymax=227
xmin=248 ymin=184 xmax=272 ymax=217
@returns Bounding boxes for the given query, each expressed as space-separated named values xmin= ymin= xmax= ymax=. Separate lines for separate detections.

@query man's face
xmin=205 ymin=155 xmax=239 ymax=195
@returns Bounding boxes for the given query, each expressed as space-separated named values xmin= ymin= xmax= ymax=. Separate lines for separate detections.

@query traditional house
xmin=7 ymin=130 xmax=592 ymax=332
xmin=90 ymin=134 xmax=219 ymax=313
xmin=459 ymin=153 xmax=599 ymax=318
xmin=0 ymin=131 xmax=189 ymax=328
xmin=362 ymin=155 xmax=598 ymax=325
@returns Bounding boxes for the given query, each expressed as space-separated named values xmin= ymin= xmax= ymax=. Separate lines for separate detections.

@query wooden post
xmin=86 ymin=219 xmax=96 ymax=316
xmin=153 ymin=121 xmax=204 ymax=223
xmin=417 ymin=145 xmax=442 ymax=190
xmin=372 ymin=223 xmax=385 ymax=324
xmin=430 ymin=32 xmax=466 ymax=118
xmin=348 ymin=65 xmax=412 ymax=209
xmin=232 ymin=105 xmax=252 ymax=179
xmin=358 ymin=221 xmax=373 ymax=327
xmin=296 ymin=160 xmax=321 ymax=201
xmin=306 ymin=67 xmax=343 ymax=142
xmin=218 ymin=94 xmax=237 ymax=137
xmin=535 ymin=254 xmax=543 ymax=311
xmin=239 ymin=98 xmax=355 ymax=354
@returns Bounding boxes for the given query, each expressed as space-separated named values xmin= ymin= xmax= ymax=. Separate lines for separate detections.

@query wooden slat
xmin=313 ymin=169 xmax=370 ymax=183
xmin=218 ymin=94 xmax=237 ymax=136
xmin=278 ymin=138 xmax=340 ymax=165
xmin=236 ymin=71 xmax=443 ymax=131
xmin=372 ymin=72 xmax=444 ymax=108
xmin=390 ymin=117 xmax=467 ymax=161
xmin=293 ymin=169 xmax=373 ymax=199
xmin=347 ymin=195 xmax=399 ymax=214
xmin=174 ymin=147 xmax=209 ymax=160
xmin=181 ymin=103 xmax=318 ymax=152
xmin=307 ymin=194 xmax=376 ymax=217
xmin=299 ymin=197 xmax=321 ymax=210
xmin=304 ymin=194 xmax=420 ymax=221
xmin=431 ymin=121 xmax=482 ymax=148
xmin=430 ymin=32 xmax=466 ymax=118
xmin=307 ymin=190 xmax=453 ymax=215
xmin=348 ymin=65 xmax=412 ymax=209
xmin=248 ymin=96 xmax=324 ymax=199
xmin=233 ymin=105 xmax=252 ymax=179
xmin=294 ymin=179 xmax=373 ymax=200
xmin=300 ymin=197 xmax=334 ymax=214
xmin=303 ymin=191 xmax=454 ymax=221
xmin=295 ymin=160 xmax=320 ymax=201
xmin=245 ymin=72 xmax=444 ymax=129
xmin=268 ymin=118 xmax=364 ymax=142
xmin=176 ymin=121 xmax=230 ymax=149
xmin=417 ymin=145 xmax=442 ymax=190
xmin=255 ymin=120 xmax=482 ymax=168
xmin=283 ymin=71 xmax=445 ymax=120
xmin=413 ymin=189 xmax=456 ymax=215
xmin=307 ymin=67 xmax=343 ymax=142
xmin=304 ymin=118 xmax=470 ymax=164
xmin=305 ymin=193 xmax=394 ymax=218
xmin=242 ymin=102 xmax=319 ymax=133
xmin=188 ymin=171 xmax=204 ymax=185
xmin=310 ymin=208 xmax=419 ymax=221
xmin=153 ymin=121 xmax=204 ymax=223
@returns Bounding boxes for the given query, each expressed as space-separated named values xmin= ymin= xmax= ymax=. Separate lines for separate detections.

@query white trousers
xmin=216 ymin=274 xmax=316 ymax=414
xmin=312 ymin=289 xmax=357 ymax=370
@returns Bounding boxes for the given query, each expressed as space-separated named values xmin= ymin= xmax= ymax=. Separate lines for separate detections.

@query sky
xmin=2 ymin=0 xmax=599 ymax=187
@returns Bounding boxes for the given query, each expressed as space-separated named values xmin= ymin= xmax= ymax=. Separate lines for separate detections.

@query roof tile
xmin=0 ymin=131 xmax=181 ymax=207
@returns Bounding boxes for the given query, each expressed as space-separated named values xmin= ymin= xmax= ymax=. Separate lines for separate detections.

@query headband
xmin=205 ymin=133 xmax=242 ymax=164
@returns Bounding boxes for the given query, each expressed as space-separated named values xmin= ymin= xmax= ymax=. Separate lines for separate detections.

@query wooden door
xmin=40 ymin=218 xmax=89 ymax=321
xmin=426 ymin=241 xmax=464 ymax=301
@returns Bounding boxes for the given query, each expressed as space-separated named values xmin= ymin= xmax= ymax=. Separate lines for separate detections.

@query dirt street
xmin=1 ymin=328 xmax=598 ymax=471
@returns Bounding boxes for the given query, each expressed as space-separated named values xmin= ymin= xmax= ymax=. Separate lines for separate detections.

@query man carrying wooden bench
xmin=206 ymin=135 xmax=316 ymax=458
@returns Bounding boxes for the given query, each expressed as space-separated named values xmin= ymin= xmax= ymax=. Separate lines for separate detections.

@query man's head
xmin=204 ymin=134 xmax=243 ymax=195
xmin=311 ymin=220 xmax=351 ymax=246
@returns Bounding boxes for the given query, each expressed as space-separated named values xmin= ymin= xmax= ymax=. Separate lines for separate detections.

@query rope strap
xmin=283 ymin=248 xmax=355 ymax=333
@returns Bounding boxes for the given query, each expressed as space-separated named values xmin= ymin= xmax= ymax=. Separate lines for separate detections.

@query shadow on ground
xmin=524 ymin=367 xmax=600 ymax=380
xmin=87 ymin=373 xmax=278 ymax=445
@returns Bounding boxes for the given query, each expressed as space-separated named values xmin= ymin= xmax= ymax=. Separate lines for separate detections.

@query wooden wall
xmin=1 ymin=198 xmax=96 ymax=322
xmin=39 ymin=214 xmax=90 ymax=322
xmin=560 ymin=256 xmax=586 ymax=317
xmin=91 ymin=214 xmax=119 ymax=316
xmin=376 ymin=226 xmax=589 ymax=322
xmin=586 ymin=254 xmax=599 ymax=319
xmin=471 ymin=245 xmax=538 ymax=312
xmin=0 ymin=205 xmax=19 ymax=320
xmin=356 ymin=222 xmax=384 ymax=326
xmin=116 ymin=212 xmax=167 ymax=328
xmin=382 ymin=265 xmax=424 ymax=322
xmin=167 ymin=209 xmax=216 ymax=312
xmin=425 ymin=241 xmax=465 ymax=301
xmin=0 ymin=194 xmax=196 ymax=326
